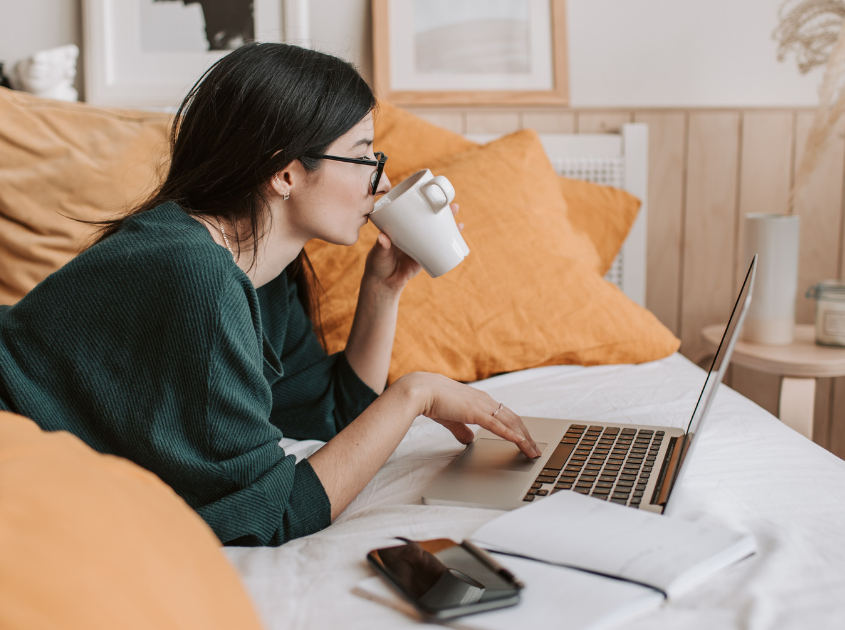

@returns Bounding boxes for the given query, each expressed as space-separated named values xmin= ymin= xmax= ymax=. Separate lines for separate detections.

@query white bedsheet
xmin=224 ymin=354 xmax=845 ymax=630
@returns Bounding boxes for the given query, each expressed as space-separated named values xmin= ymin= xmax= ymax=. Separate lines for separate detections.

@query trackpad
xmin=455 ymin=439 xmax=547 ymax=472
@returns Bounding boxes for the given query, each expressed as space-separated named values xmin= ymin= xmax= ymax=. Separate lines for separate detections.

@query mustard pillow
xmin=0 ymin=88 xmax=170 ymax=305
xmin=0 ymin=412 xmax=265 ymax=630
xmin=375 ymin=101 xmax=640 ymax=275
xmin=307 ymin=130 xmax=679 ymax=383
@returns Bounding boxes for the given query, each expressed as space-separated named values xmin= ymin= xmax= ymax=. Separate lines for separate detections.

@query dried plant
xmin=774 ymin=0 xmax=845 ymax=213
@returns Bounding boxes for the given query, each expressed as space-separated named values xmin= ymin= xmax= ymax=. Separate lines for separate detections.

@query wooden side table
xmin=701 ymin=324 xmax=845 ymax=440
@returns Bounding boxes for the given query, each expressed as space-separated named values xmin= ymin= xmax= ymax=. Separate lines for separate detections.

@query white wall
xmin=566 ymin=0 xmax=821 ymax=107
xmin=0 ymin=0 xmax=827 ymax=107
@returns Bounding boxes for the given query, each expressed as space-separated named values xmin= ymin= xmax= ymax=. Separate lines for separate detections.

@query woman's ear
xmin=269 ymin=170 xmax=293 ymax=199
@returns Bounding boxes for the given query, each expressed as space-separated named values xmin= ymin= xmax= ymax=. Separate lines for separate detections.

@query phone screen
xmin=367 ymin=539 xmax=521 ymax=620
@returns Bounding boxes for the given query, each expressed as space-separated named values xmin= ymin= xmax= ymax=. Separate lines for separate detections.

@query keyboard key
xmin=599 ymin=476 xmax=618 ymax=483
xmin=523 ymin=494 xmax=535 ymax=502
xmin=579 ymin=476 xmax=597 ymax=483
xmin=642 ymin=466 xmax=653 ymax=473
xmin=646 ymin=455 xmax=656 ymax=462
xmin=585 ymin=464 xmax=603 ymax=471
xmin=619 ymin=474 xmax=637 ymax=481
xmin=656 ymin=430 xmax=665 ymax=435
xmin=544 ymin=442 xmax=577 ymax=470
xmin=612 ymin=492 xmax=631 ymax=500
xmin=537 ymin=489 xmax=549 ymax=496
xmin=630 ymin=498 xmax=641 ymax=506
xmin=555 ymin=482 xmax=573 ymax=490
xmin=638 ymin=429 xmax=654 ymax=435
xmin=592 ymin=487 xmax=609 ymax=495
xmin=603 ymin=427 xmax=620 ymax=434
xmin=536 ymin=476 xmax=557 ymax=484
xmin=541 ymin=468 xmax=559 ymax=476
xmin=588 ymin=425 xmax=603 ymax=431
xmin=610 ymin=498 xmax=627 ymax=504
xmin=615 ymin=482 xmax=634 ymax=490
xmin=551 ymin=488 xmax=563 ymax=494
xmin=636 ymin=483 xmax=647 ymax=491
xmin=592 ymin=493 xmax=608 ymax=500
xmin=633 ymin=490 xmax=644 ymax=497
xmin=561 ymin=438 xmax=579 ymax=444
xmin=531 ymin=482 xmax=542 ymax=489
xmin=527 ymin=488 xmax=539 ymax=495
xmin=574 ymin=487 xmax=591 ymax=494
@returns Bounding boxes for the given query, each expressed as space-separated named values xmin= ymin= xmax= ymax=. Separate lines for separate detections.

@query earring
xmin=283 ymin=192 xmax=290 ymax=201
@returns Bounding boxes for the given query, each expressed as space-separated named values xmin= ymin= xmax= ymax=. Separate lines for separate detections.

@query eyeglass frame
xmin=302 ymin=151 xmax=388 ymax=195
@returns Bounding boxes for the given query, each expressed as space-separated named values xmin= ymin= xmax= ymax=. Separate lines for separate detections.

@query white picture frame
xmin=83 ymin=0 xmax=310 ymax=108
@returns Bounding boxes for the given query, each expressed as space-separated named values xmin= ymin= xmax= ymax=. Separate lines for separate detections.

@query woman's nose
xmin=376 ymin=172 xmax=392 ymax=195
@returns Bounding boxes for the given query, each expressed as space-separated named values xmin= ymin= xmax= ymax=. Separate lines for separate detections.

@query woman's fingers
xmin=480 ymin=412 xmax=539 ymax=458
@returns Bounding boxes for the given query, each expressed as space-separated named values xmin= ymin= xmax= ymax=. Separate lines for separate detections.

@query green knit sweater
xmin=0 ymin=202 xmax=378 ymax=546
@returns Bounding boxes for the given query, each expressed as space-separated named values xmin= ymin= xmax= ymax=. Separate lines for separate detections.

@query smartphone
xmin=366 ymin=538 xmax=522 ymax=621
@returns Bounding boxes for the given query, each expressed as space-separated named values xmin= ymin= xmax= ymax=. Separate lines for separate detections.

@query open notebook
xmin=355 ymin=492 xmax=755 ymax=630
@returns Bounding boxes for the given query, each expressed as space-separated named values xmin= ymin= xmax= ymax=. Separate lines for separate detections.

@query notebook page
xmin=471 ymin=491 xmax=755 ymax=598
xmin=354 ymin=553 xmax=663 ymax=630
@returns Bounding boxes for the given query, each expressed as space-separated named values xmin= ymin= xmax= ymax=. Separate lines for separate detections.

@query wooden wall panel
xmin=734 ymin=112 xmax=795 ymax=290
xmin=464 ymin=111 xmax=521 ymax=135
xmin=633 ymin=111 xmax=686 ymax=336
xmin=680 ymin=113 xmax=741 ymax=363
xmin=577 ymin=112 xmax=632 ymax=133
xmin=792 ymin=114 xmax=845 ymax=325
xmin=405 ymin=109 xmax=464 ymax=134
xmin=522 ymin=110 xmax=576 ymax=133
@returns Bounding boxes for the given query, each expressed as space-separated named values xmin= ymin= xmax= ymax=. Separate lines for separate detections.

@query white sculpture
xmin=15 ymin=44 xmax=80 ymax=102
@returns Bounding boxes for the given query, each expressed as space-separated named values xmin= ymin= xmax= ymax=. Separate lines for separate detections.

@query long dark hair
xmin=91 ymin=43 xmax=377 ymax=339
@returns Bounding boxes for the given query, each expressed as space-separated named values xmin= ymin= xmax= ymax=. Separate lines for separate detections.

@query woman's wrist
xmin=360 ymin=273 xmax=404 ymax=305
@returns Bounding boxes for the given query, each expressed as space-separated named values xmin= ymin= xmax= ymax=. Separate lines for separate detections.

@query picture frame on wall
xmin=372 ymin=0 xmax=569 ymax=106
xmin=83 ymin=0 xmax=311 ymax=108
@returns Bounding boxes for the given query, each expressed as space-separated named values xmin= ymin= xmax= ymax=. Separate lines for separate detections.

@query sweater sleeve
xmin=257 ymin=273 xmax=379 ymax=442
xmin=198 ymin=276 xmax=332 ymax=546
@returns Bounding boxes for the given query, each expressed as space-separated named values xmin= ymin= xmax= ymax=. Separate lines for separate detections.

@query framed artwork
xmin=372 ymin=0 xmax=569 ymax=106
xmin=83 ymin=0 xmax=311 ymax=108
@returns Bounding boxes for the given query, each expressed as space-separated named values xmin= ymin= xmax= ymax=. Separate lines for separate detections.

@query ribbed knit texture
xmin=0 ymin=202 xmax=378 ymax=546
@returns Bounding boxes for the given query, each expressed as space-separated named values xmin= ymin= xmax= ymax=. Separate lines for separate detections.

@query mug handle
xmin=422 ymin=176 xmax=456 ymax=211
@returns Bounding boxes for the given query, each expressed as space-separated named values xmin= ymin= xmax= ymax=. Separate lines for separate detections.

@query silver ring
xmin=491 ymin=403 xmax=504 ymax=418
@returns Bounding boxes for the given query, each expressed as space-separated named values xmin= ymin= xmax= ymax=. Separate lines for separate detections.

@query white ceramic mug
xmin=368 ymin=169 xmax=470 ymax=278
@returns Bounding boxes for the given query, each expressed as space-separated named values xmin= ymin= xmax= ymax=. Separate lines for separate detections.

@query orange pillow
xmin=307 ymin=130 xmax=679 ymax=383
xmin=0 ymin=88 xmax=170 ymax=305
xmin=374 ymin=101 xmax=640 ymax=274
xmin=0 ymin=412 xmax=265 ymax=630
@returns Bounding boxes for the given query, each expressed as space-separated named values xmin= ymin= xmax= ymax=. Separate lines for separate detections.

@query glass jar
xmin=806 ymin=281 xmax=845 ymax=347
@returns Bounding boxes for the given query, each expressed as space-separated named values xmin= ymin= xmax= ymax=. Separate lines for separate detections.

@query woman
xmin=0 ymin=44 xmax=539 ymax=546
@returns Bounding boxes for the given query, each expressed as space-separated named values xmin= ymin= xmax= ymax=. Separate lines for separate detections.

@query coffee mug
xmin=369 ymin=169 xmax=470 ymax=278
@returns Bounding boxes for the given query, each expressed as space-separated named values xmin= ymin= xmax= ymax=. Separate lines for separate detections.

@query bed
xmin=224 ymin=128 xmax=844 ymax=629
xmin=225 ymin=354 xmax=845 ymax=629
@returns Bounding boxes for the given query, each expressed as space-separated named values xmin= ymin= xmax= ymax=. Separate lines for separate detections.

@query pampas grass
xmin=774 ymin=0 xmax=845 ymax=213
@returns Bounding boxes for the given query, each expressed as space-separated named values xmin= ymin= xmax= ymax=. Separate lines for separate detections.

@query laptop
xmin=422 ymin=256 xmax=757 ymax=514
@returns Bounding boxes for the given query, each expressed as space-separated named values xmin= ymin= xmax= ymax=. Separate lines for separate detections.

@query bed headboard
xmin=465 ymin=123 xmax=648 ymax=307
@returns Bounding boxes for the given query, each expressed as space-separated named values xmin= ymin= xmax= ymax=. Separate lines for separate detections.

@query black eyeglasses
xmin=303 ymin=151 xmax=388 ymax=195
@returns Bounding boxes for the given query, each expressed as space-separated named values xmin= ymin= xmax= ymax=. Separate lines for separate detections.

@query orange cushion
xmin=0 ymin=412 xmax=265 ymax=630
xmin=374 ymin=101 xmax=641 ymax=274
xmin=307 ymin=130 xmax=679 ymax=383
xmin=0 ymin=87 xmax=170 ymax=305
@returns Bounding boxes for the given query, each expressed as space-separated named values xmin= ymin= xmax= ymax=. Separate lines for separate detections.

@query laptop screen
xmin=684 ymin=256 xmax=757 ymax=438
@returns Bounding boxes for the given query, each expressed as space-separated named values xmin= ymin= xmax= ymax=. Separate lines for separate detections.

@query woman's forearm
xmin=308 ymin=376 xmax=420 ymax=519
xmin=343 ymin=277 xmax=401 ymax=394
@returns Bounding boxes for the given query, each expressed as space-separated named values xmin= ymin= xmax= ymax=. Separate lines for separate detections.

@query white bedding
xmin=225 ymin=354 xmax=845 ymax=630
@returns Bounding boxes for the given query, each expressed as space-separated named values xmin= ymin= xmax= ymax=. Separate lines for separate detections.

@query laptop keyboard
xmin=523 ymin=424 xmax=664 ymax=508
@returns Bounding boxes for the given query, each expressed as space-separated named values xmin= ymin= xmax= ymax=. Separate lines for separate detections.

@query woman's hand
xmin=363 ymin=203 xmax=462 ymax=294
xmin=396 ymin=371 xmax=542 ymax=458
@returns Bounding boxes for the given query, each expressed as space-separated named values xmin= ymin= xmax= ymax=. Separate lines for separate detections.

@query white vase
xmin=742 ymin=213 xmax=800 ymax=345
